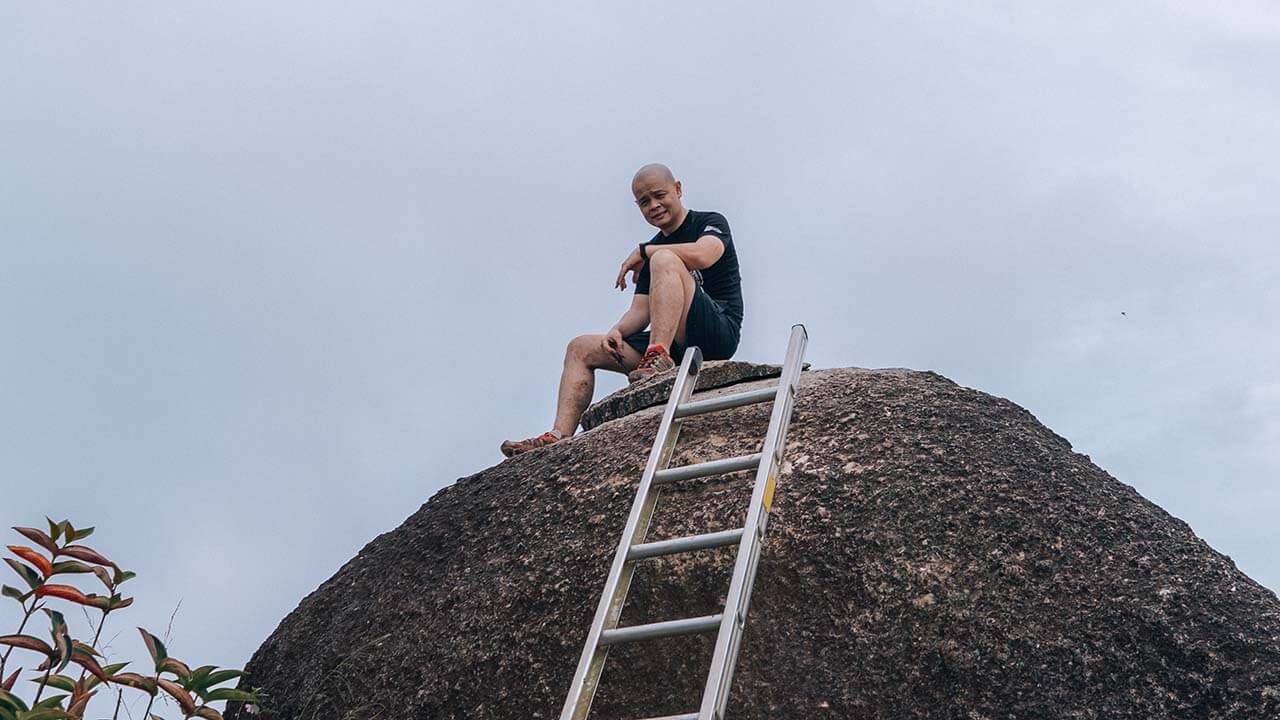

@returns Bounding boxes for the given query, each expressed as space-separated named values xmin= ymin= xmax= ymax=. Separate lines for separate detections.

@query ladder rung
xmin=653 ymin=453 xmax=761 ymax=485
xmin=628 ymin=528 xmax=744 ymax=561
xmin=599 ymin=614 xmax=722 ymax=646
xmin=674 ymin=386 xmax=778 ymax=418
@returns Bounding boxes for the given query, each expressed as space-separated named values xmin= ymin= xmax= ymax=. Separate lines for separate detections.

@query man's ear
xmin=674 ymin=180 xmax=683 ymax=198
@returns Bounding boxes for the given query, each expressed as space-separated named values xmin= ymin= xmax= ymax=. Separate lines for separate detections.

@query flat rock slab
xmin=580 ymin=360 xmax=801 ymax=431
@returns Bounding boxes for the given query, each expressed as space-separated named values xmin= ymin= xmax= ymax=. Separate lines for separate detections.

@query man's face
xmin=632 ymin=174 xmax=685 ymax=233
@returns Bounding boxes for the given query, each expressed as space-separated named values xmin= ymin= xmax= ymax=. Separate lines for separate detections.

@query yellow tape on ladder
xmin=762 ymin=471 xmax=777 ymax=512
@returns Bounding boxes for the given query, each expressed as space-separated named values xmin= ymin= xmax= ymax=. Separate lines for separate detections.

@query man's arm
xmin=604 ymin=293 xmax=650 ymax=359
xmin=616 ymin=236 xmax=726 ymax=290
xmin=611 ymin=293 xmax=650 ymax=336
xmin=644 ymin=236 xmax=725 ymax=270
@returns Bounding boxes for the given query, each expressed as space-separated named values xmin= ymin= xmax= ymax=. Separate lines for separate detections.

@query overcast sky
xmin=2 ymin=0 xmax=1277 ymax=692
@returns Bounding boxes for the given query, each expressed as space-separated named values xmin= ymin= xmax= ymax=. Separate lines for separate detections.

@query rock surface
xmin=231 ymin=368 xmax=1280 ymax=719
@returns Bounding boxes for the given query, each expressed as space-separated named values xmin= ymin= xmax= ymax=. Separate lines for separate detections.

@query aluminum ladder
xmin=559 ymin=324 xmax=809 ymax=720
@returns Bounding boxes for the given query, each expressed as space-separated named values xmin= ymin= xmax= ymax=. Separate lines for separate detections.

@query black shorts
xmin=625 ymin=287 xmax=741 ymax=362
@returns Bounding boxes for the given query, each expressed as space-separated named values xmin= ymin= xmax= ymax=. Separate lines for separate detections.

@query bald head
xmin=631 ymin=163 xmax=686 ymax=234
xmin=632 ymin=163 xmax=675 ymax=186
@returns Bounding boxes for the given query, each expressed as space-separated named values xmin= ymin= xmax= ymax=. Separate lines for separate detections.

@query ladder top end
xmin=686 ymin=346 xmax=704 ymax=374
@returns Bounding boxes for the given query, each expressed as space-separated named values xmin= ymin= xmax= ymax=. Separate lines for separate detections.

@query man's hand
xmin=603 ymin=327 xmax=627 ymax=367
xmin=615 ymin=246 xmax=644 ymax=290
xmin=609 ymin=330 xmax=629 ymax=366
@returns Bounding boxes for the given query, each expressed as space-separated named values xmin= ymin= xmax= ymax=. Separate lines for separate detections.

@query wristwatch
xmin=639 ymin=242 xmax=650 ymax=262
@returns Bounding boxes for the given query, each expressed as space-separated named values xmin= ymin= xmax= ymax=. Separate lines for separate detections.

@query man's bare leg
xmin=647 ymin=248 xmax=697 ymax=350
xmin=553 ymin=334 xmax=644 ymax=437
xmin=504 ymin=251 xmax=691 ymax=454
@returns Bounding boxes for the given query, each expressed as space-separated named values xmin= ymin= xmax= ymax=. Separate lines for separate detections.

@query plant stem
xmin=142 ymin=686 xmax=158 ymax=719
xmin=32 ymin=662 xmax=53 ymax=704
xmin=75 ymin=609 xmax=111 ymax=684
xmin=0 ymin=598 xmax=39 ymax=677
xmin=112 ymin=688 xmax=123 ymax=720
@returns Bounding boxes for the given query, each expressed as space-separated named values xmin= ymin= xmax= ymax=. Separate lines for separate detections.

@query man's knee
xmin=566 ymin=334 xmax=597 ymax=362
xmin=649 ymin=248 xmax=687 ymax=273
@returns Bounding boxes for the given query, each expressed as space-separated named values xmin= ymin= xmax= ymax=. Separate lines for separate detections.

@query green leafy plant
xmin=0 ymin=519 xmax=260 ymax=720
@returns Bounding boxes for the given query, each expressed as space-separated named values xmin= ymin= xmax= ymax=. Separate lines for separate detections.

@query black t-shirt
xmin=634 ymin=209 xmax=744 ymax=326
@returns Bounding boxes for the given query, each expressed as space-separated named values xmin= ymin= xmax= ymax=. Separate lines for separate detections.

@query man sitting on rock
xmin=500 ymin=163 xmax=744 ymax=457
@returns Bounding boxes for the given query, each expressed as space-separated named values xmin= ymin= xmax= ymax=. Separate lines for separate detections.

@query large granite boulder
xmin=231 ymin=367 xmax=1280 ymax=719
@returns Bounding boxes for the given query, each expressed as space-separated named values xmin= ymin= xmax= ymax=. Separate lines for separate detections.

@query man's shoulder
xmin=691 ymin=209 xmax=731 ymax=236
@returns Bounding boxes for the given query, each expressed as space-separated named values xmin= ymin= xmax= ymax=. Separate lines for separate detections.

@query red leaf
xmin=110 ymin=672 xmax=157 ymax=695
xmin=6 ymin=545 xmax=52 ymax=578
xmin=49 ymin=560 xmax=94 ymax=576
xmin=193 ymin=707 xmax=225 ymax=720
xmin=58 ymin=545 xmax=115 ymax=568
xmin=13 ymin=527 xmax=58 ymax=555
xmin=159 ymin=657 xmax=192 ymax=678
xmin=137 ymin=628 xmax=167 ymax=666
xmin=157 ymin=677 xmax=197 ymax=714
xmin=4 ymin=558 xmax=42 ymax=590
xmin=0 ymin=633 xmax=55 ymax=656
xmin=71 ymin=648 xmax=112 ymax=683
xmin=91 ymin=566 xmax=115 ymax=591
xmin=2 ymin=667 xmax=18 ymax=691
xmin=72 ymin=641 xmax=102 ymax=658
xmin=68 ymin=687 xmax=95 ymax=715
xmin=46 ymin=608 xmax=73 ymax=672
xmin=35 ymin=584 xmax=93 ymax=606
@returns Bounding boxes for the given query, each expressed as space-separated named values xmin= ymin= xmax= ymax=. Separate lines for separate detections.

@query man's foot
xmin=627 ymin=344 xmax=676 ymax=384
xmin=500 ymin=431 xmax=562 ymax=457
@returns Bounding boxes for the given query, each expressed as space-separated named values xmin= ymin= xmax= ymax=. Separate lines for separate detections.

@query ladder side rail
xmin=560 ymin=348 xmax=705 ymax=720
xmin=711 ymin=381 xmax=801 ymax=720
xmin=709 ymin=403 xmax=787 ymax=720
xmin=698 ymin=325 xmax=807 ymax=720
xmin=716 ymin=532 xmax=764 ymax=715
